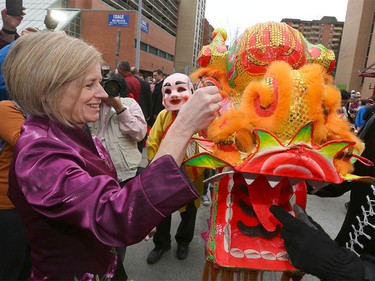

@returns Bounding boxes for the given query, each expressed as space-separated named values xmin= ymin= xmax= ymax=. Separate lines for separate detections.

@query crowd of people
xmin=0 ymin=6 xmax=221 ymax=281
xmin=339 ymin=89 xmax=375 ymax=132
xmin=2 ymin=4 xmax=375 ymax=281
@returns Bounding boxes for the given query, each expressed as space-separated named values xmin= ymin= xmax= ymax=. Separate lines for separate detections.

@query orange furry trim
xmin=190 ymin=67 xmax=233 ymax=97
xmin=212 ymin=146 xmax=241 ymax=164
xmin=208 ymin=110 xmax=250 ymax=142
xmin=313 ymin=84 xmax=342 ymax=145
xmin=241 ymin=61 xmax=294 ymax=132
xmin=324 ymin=112 xmax=363 ymax=175
xmin=207 ymin=110 xmax=255 ymax=162
xmin=325 ymin=113 xmax=364 ymax=152
xmin=298 ymin=64 xmax=327 ymax=144
xmin=324 ymin=73 xmax=334 ymax=85
xmin=299 ymin=64 xmax=325 ymax=122
xmin=335 ymin=159 xmax=354 ymax=175
xmin=323 ymin=85 xmax=341 ymax=111
xmin=235 ymin=129 xmax=255 ymax=153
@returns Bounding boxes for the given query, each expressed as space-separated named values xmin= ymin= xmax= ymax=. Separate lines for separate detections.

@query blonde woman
xmin=3 ymin=32 xmax=222 ymax=281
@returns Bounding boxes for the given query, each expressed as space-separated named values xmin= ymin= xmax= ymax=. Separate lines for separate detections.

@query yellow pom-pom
xmin=212 ymin=28 xmax=227 ymax=41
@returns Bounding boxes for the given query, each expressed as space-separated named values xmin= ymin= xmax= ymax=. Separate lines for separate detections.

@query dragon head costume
xmin=184 ymin=22 xmax=375 ymax=280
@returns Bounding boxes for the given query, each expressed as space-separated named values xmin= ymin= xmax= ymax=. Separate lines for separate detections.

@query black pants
xmin=0 ymin=209 xmax=31 ymax=280
xmin=137 ymin=135 xmax=147 ymax=153
xmin=153 ymin=201 xmax=197 ymax=249
xmin=113 ymin=249 xmax=128 ymax=281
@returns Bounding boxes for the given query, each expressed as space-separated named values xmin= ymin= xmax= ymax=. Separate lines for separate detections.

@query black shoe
xmin=176 ymin=245 xmax=189 ymax=260
xmin=147 ymin=246 xmax=171 ymax=264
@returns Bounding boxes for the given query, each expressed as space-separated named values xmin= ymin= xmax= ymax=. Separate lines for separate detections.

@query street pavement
xmin=125 ymin=150 xmax=350 ymax=281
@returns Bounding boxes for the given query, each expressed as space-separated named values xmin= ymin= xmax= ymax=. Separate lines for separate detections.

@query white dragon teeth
xmin=244 ymin=177 xmax=255 ymax=185
xmin=268 ymin=180 xmax=279 ymax=188
xmin=264 ymin=175 xmax=283 ymax=188
xmin=242 ymin=173 xmax=256 ymax=185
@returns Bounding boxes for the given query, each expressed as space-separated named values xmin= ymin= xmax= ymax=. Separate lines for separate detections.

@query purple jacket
xmin=8 ymin=116 xmax=198 ymax=280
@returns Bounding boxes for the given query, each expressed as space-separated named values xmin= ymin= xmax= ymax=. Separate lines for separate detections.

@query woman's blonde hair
xmin=2 ymin=32 xmax=103 ymax=125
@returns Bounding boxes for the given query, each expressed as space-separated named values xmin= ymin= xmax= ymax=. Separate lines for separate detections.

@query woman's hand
xmin=153 ymin=86 xmax=222 ymax=165
xmin=174 ymin=86 xmax=222 ymax=136
xmin=144 ymin=227 xmax=156 ymax=241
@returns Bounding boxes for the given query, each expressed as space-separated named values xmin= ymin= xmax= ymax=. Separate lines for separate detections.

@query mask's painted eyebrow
xmin=175 ymin=81 xmax=187 ymax=85
xmin=163 ymin=82 xmax=172 ymax=87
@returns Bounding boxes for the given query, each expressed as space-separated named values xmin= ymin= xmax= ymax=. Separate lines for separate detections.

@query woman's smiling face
xmin=162 ymin=73 xmax=194 ymax=111
xmin=60 ymin=63 xmax=108 ymax=127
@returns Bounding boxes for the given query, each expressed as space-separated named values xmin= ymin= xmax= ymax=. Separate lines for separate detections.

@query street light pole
xmin=115 ymin=29 xmax=121 ymax=69
xmin=135 ymin=0 xmax=142 ymax=70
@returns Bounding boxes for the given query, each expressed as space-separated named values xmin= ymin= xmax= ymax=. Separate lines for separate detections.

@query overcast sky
xmin=205 ymin=0 xmax=349 ymax=44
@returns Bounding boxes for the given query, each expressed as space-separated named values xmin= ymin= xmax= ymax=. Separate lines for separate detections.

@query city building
xmin=202 ymin=18 xmax=214 ymax=46
xmin=67 ymin=0 xmax=179 ymax=76
xmin=335 ymin=0 xmax=375 ymax=98
xmin=281 ymin=16 xmax=344 ymax=76
xmin=110 ymin=0 xmax=207 ymax=74
xmin=0 ymin=0 xmax=206 ymax=77
xmin=105 ymin=0 xmax=180 ymax=36
xmin=174 ymin=0 xmax=206 ymax=73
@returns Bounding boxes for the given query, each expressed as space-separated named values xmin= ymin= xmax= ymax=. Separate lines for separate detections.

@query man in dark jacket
xmin=131 ymin=67 xmax=152 ymax=152
xmin=149 ymin=69 xmax=165 ymax=127
xmin=130 ymin=67 xmax=152 ymax=123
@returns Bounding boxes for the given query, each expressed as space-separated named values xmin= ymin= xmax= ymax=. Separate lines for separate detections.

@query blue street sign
xmin=141 ymin=19 xmax=149 ymax=33
xmin=108 ymin=14 xmax=129 ymax=27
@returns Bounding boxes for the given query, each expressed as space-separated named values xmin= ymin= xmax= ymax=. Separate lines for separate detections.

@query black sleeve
xmin=363 ymin=106 xmax=375 ymax=121
xmin=361 ymin=255 xmax=375 ymax=281
xmin=139 ymin=80 xmax=152 ymax=121
xmin=312 ymin=181 xmax=352 ymax=197
xmin=270 ymin=205 xmax=365 ymax=280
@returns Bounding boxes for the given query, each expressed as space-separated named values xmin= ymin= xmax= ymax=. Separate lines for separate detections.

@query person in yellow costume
xmin=147 ymin=73 xmax=206 ymax=264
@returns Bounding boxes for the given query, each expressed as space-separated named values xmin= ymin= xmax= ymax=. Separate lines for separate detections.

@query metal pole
xmin=135 ymin=0 xmax=142 ymax=69
xmin=115 ymin=29 xmax=121 ymax=69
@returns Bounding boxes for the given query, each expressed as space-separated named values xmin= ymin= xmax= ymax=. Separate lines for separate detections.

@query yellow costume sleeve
xmin=147 ymin=110 xmax=174 ymax=162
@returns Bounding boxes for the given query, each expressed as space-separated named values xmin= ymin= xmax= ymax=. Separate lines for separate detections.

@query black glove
xmin=362 ymin=255 xmax=375 ymax=281
xmin=270 ymin=205 xmax=364 ymax=280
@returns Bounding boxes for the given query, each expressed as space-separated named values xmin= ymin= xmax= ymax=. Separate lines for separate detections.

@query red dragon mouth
xmin=184 ymin=122 xmax=363 ymax=271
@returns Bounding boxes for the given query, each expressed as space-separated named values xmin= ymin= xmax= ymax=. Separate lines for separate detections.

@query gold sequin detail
xmin=274 ymin=71 xmax=310 ymax=141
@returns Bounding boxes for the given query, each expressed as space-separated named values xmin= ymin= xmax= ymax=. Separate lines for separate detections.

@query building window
xmin=140 ymin=42 xmax=148 ymax=51
xmin=159 ymin=50 xmax=167 ymax=58
xmin=166 ymin=53 xmax=174 ymax=61
xmin=149 ymin=46 xmax=158 ymax=55
xmin=135 ymin=40 xmax=174 ymax=61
